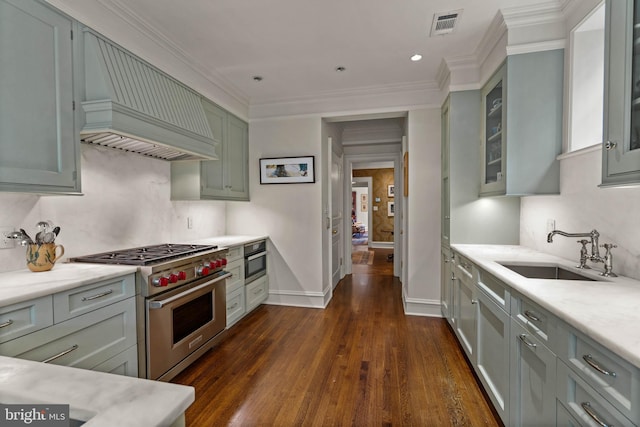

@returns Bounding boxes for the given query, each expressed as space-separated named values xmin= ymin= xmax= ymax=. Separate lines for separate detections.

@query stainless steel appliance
xmin=244 ymin=240 xmax=267 ymax=283
xmin=71 ymin=244 xmax=229 ymax=381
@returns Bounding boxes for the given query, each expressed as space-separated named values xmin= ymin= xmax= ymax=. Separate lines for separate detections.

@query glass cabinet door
xmin=481 ymin=64 xmax=506 ymax=195
xmin=603 ymin=0 xmax=640 ymax=185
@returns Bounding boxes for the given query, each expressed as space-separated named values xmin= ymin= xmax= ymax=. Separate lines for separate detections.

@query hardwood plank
xmin=172 ymin=248 xmax=501 ymax=426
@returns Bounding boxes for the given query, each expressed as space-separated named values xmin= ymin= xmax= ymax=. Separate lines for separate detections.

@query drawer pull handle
xmin=42 ymin=344 xmax=79 ymax=363
xmin=524 ymin=310 xmax=540 ymax=322
xmin=518 ymin=334 xmax=537 ymax=349
xmin=583 ymin=354 xmax=617 ymax=377
xmin=228 ymin=303 xmax=238 ymax=310
xmin=0 ymin=319 xmax=14 ymax=329
xmin=581 ymin=402 xmax=612 ymax=427
xmin=253 ymin=288 xmax=263 ymax=295
xmin=81 ymin=289 xmax=113 ymax=301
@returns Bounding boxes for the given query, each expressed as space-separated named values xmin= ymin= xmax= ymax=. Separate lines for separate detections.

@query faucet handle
xmin=577 ymin=239 xmax=590 ymax=246
xmin=600 ymin=243 xmax=617 ymax=250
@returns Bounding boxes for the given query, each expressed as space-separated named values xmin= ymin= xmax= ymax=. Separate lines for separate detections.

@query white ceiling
xmin=48 ymin=0 xmax=571 ymax=115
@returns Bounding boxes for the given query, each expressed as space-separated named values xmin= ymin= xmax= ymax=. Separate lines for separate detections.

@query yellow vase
xmin=26 ymin=243 xmax=65 ymax=272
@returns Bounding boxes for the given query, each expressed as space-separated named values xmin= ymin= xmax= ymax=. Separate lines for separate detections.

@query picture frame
xmin=259 ymin=156 xmax=315 ymax=184
xmin=388 ymin=184 xmax=395 ymax=197
xmin=388 ymin=201 xmax=395 ymax=217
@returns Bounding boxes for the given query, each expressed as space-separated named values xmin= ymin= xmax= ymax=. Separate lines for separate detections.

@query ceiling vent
xmin=430 ymin=10 xmax=462 ymax=36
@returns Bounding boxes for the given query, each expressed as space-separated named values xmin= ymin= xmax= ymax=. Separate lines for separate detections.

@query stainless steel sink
xmin=498 ymin=263 xmax=598 ymax=281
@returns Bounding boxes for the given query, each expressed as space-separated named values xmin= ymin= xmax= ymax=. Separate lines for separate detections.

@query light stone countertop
xmin=185 ymin=234 xmax=268 ymax=248
xmin=0 ymin=263 xmax=137 ymax=308
xmin=0 ymin=355 xmax=194 ymax=426
xmin=451 ymin=244 xmax=640 ymax=369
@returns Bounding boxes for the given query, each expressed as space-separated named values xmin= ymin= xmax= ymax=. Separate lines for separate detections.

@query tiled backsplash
xmin=521 ymin=147 xmax=640 ymax=281
xmin=0 ymin=144 xmax=226 ymax=273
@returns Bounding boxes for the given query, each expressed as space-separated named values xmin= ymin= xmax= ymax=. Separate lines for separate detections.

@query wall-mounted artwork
xmin=259 ymin=156 xmax=315 ymax=184
xmin=388 ymin=184 xmax=395 ymax=197
xmin=388 ymin=201 xmax=395 ymax=216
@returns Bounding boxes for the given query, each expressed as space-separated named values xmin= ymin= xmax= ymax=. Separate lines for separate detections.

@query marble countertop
xmin=185 ymin=234 xmax=268 ymax=248
xmin=0 ymin=263 xmax=137 ymax=308
xmin=0 ymin=355 xmax=194 ymax=427
xmin=451 ymin=244 xmax=640 ymax=369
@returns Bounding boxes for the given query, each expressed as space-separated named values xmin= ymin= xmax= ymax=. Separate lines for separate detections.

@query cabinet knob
xmin=604 ymin=140 xmax=617 ymax=150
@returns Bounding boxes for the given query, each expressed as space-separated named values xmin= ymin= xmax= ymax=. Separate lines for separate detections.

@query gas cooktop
xmin=70 ymin=243 xmax=218 ymax=266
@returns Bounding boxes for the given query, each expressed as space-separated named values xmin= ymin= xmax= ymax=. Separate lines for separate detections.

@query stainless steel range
xmin=71 ymin=243 xmax=230 ymax=381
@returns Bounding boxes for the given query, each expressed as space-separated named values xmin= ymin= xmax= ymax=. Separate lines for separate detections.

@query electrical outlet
xmin=187 ymin=217 xmax=193 ymax=229
xmin=0 ymin=226 xmax=16 ymax=249
xmin=546 ymin=219 xmax=556 ymax=234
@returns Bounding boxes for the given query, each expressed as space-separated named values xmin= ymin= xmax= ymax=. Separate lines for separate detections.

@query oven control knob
xmin=214 ymin=259 xmax=222 ymax=268
xmin=168 ymin=273 xmax=179 ymax=283
xmin=208 ymin=261 xmax=216 ymax=269
xmin=153 ymin=276 xmax=169 ymax=287
xmin=177 ymin=271 xmax=187 ymax=281
xmin=221 ymin=258 xmax=227 ymax=266
xmin=197 ymin=266 xmax=210 ymax=277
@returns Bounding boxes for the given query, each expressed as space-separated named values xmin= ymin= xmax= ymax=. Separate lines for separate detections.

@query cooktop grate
xmin=70 ymin=244 xmax=218 ymax=266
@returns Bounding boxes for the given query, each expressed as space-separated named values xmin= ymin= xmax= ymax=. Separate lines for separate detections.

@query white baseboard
xmin=369 ymin=241 xmax=393 ymax=249
xmin=265 ymin=286 xmax=331 ymax=308
xmin=403 ymin=296 xmax=443 ymax=317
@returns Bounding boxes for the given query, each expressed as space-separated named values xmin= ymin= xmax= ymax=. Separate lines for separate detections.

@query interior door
xmin=331 ymin=150 xmax=343 ymax=288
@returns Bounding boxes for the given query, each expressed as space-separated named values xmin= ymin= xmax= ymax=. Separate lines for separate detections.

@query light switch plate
xmin=373 ymin=206 xmax=378 ymax=211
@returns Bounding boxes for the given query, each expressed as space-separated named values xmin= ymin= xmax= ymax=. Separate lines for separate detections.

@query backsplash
xmin=0 ymin=144 xmax=226 ymax=273
xmin=521 ymin=147 xmax=640 ymax=281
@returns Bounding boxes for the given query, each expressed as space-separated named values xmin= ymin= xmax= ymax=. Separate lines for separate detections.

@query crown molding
xmin=476 ymin=11 xmax=509 ymax=70
xmin=436 ymin=60 xmax=451 ymax=92
xmin=506 ymin=39 xmax=566 ymax=55
xmin=501 ymin=1 xmax=565 ymax=28
xmin=92 ymin=0 xmax=249 ymax=109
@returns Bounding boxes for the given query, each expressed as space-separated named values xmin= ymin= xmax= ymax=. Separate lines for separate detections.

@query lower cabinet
xmin=0 ymin=273 xmax=138 ymax=377
xmin=226 ymin=287 xmax=245 ymax=328
xmin=509 ymin=319 xmax=556 ymax=427
xmin=453 ymin=257 xmax=476 ymax=362
xmin=441 ymin=247 xmax=452 ymax=321
xmin=246 ymin=275 xmax=269 ymax=312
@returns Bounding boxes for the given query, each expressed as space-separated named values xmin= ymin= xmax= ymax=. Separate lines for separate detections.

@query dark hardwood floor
xmin=172 ymin=248 xmax=501 ymax=426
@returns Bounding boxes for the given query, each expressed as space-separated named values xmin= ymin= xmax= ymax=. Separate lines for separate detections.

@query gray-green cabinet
xmin=171 ymin=101 xmax=249 ymax=201
xmin=0 ymin=0 xmax=81 ymax=194
xmin=480 ymin=50 xmax=564 ymax=196
xmin=602 ymin=0 xmax=640 ymax=186
xmin=440 ymin=246 xmax=452 ymax=321
xmin=453 ymin=254 xmax=476 ymax=362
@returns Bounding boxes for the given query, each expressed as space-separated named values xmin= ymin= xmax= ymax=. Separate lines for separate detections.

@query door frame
xmin=343 ymin=152 xmax=403 ymax=278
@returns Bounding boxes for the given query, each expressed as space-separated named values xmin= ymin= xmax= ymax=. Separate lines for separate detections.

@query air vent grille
xmin=430 ymin=10 xmax=462 ymax=36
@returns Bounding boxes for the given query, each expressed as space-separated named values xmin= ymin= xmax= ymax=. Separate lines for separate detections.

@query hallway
xmin=172 ymin=255 xmax=501 ymax=426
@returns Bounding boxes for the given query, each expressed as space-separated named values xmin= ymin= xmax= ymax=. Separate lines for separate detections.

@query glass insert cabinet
xmin=481 ymin=64 xmax=506 ymax=195
xmin=603 ymin=0 xmax=640 ymax=186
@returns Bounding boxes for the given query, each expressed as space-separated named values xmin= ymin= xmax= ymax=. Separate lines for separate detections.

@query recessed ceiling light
xmin=411 ymin=54 xmax=423 ymax=62
xmin=253 ymin=75 xmax=263 ymax=82
xmin=335 ymin=66 xmax=346 ymax=72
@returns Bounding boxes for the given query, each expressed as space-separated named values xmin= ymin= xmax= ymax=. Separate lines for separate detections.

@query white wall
xmin=226 ymin=117 xmax=326 ymax=307
xmin=521 ymin=148 xmax=640 ymax=281
xmin=404 ymin=108 xmax=442 ymax=316
xmin=0 ymin=144 xmax=226 ymax=273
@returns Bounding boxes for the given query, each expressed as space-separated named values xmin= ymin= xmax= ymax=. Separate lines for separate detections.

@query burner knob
xmin=153 ymin=276 xmax=169 ymax=287
xmin=214 ymin=259 xmax=222 ymax=268
xmin=169 ymin=273 xmax=179 ymax=283
xmin=208 ymin=261 xmax=216 ymax=269
xmin=177 ymin=271 xmax=187 ymax=281
xmin=197 ymin=266 xmax=210 ymax=277
xmin=221 ymin=258 xmax=227 ymax=266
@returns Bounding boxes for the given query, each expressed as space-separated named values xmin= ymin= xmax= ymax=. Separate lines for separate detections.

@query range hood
xmin=81 ymin=29 xmax=218 ymax=161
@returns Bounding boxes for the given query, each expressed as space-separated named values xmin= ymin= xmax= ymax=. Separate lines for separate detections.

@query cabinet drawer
xmin=91 ymin=345 xmax=138 ymax=377
xmin=556 ymin=360 xmax=636 ymax=427
xmin=225 ymin=258 xmax=244 ymax=294
xmin=454 ymin=253 xmax=474 ymax=281
xmin=512 ymin=294 xmax=557 ymax=351
xmin=477 ymin=269 xmax=510 ymax=313
xmin=0 ymin=298 xmax=137 ymax=370
xmin=0 ymin=296 xmax=53 ymax=344
xmin=226 ymin=287 xmax=245 ymax=328
xmin=246 ymin=275 xmax=268 ymax=312
xmin=557 ymin=323 xmax=639 ymax=423
xmin=226 ymin=245 xmax=243 ymax=262
xmin=53 ymin=274 xmax=136 ymax=323
xmin=556 ymin=400 xmax=583 ymax=427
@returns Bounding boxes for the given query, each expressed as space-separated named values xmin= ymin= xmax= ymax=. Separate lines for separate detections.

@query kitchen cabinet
xmin=509 ymin=319 xmax=556 ymax=427
xmin=0 ymin=273 xmax=138 ymax=376
xmin=225 ymin=245 xmax=246 ymax=328
xmin=171 ymin=101 xmax=249 ymax=201
xmin=246 ymin=275 xmax=269 ymax=312
xmin=452 ymin=254 xmax=476 ymax=362
xmin=602 ymin=0 xmax=640 ymax=186
xmin=480 ymin=50 xmax=564 ymax=196
xmin=440 ymin=246 xmax=452 ymax=321
xmin=0 ymin=0 xmax=81 ymax=194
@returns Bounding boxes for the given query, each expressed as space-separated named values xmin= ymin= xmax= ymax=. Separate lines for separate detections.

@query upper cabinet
xmin=171 ymin=100 xmax=249 ymax=201
xmin=0 ymin=0 xmax=81 ymax=194
xmin=480 ymin=51 xmax=564 ymax=196
xmin=602 ymin=0 xmax=640 ymax=186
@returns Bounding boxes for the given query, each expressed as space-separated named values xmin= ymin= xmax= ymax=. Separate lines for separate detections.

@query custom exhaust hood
xmin=81 ymin=29 xmax=218 ymax=161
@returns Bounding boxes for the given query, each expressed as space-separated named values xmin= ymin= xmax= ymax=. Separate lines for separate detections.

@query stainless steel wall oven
xmin=244 ymin=240 xmax=267 ymax=283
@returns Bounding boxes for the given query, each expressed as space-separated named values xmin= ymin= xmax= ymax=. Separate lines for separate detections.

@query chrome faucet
xmin=546 ymin=229 xmax=617 ymax=277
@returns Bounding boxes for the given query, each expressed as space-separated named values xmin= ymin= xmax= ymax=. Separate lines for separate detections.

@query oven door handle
xmin=247 ymin=251 xmax=267 ymax=261
xmin=148 ymin=272 xmax=231 ymax=309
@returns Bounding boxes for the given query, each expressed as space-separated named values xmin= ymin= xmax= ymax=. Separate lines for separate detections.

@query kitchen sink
xmin=498 ymin=263 xmax=598 ymax=281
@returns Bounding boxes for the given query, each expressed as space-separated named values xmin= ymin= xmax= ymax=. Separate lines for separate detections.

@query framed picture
xmin=388 ymin=184 xmax=395 ymax=197
xmin=259 ymin=156 xmax=315 ymax=184
xmin=388 ymin=201 xmax=395 ymax=216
